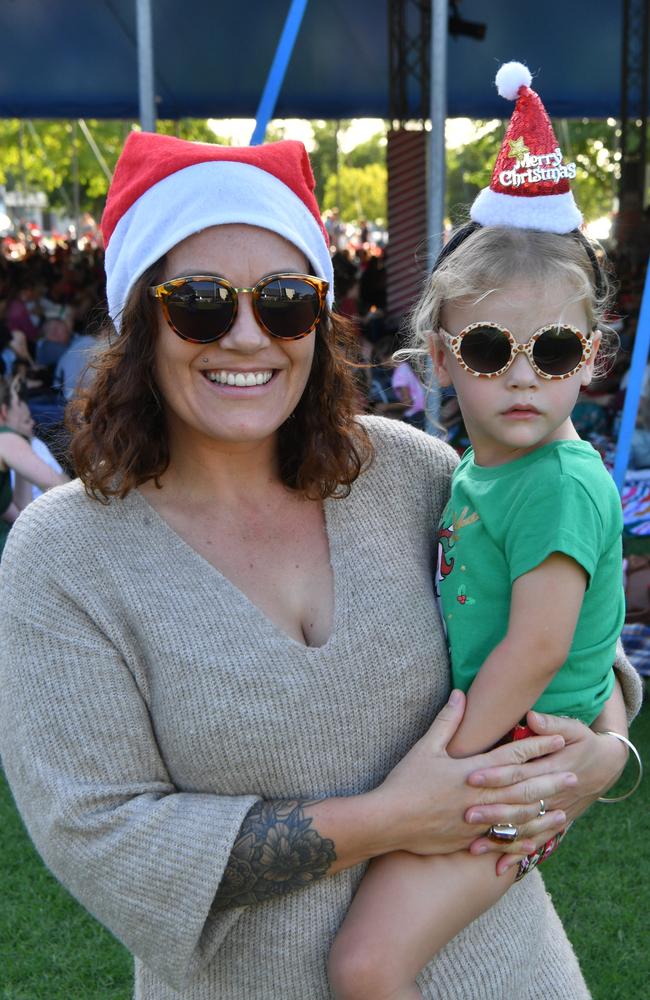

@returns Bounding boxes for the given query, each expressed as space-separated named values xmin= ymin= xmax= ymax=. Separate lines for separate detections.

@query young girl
xmin=328 ymin=64 xmax=628 ymax=1000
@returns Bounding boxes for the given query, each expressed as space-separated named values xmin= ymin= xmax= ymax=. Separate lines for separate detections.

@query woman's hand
xmin=370 ymin=691 xmax=576 ymax=859
xmin=464 ymin=706 xmax=629 ymax=874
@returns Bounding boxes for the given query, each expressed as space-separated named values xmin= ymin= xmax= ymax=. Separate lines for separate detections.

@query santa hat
xmin=470 ymin=62 xmax=582 ymax=233
xmin=101 ymin=132 xmax=334 ymax=327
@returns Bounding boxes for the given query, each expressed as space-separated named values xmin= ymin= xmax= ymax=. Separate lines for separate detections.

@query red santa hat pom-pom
xmin=494 ymin=61 xmax=533 ymax=101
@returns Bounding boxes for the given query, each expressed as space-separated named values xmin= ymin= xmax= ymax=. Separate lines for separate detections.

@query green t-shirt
xmin=436 ymin=440 xmax=624 ymax=725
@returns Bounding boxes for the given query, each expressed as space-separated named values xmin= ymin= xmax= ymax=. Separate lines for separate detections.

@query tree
xmin=559 ymin=119 xmax=619 ymax=223
xmin=346 ymin=133 xmax=386 ymax=170
xmin=0 ymin=119 xmax=230 ymax=220
xmin=311 ymin=121 xmax=387 ymax=222
xmin=322 ymin=163 xmax=387 ymax=224
xmin=310 ymin=120 xmax=349 ymax=205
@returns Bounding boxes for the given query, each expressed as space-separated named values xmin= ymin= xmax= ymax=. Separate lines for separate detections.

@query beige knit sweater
xmin=0 ymin=417 xmax=642 ymax=999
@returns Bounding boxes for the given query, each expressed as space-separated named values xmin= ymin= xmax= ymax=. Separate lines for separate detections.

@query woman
xmin=0 ymin=134 xmax=641 ymax=999
xmin=0 ymin=375 xmax=68 ymax=556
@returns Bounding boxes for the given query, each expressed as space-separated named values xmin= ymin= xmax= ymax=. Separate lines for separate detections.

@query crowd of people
xmin=3 ymin=201 xmax=650 ymax=482
xmin=0 ymin=236 xmax=107 ymax=554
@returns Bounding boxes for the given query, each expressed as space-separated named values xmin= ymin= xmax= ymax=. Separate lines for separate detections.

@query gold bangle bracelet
xmin=596 ymin=730 xmax=643 ymax=803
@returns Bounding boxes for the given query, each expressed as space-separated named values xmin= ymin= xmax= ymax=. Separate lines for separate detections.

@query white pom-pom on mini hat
xmin=101 ymin=132 xmax=334 ymax=329
xmin=470 ymin=61 xmax=582 ymax=233
xmin=495 ymin=61 xmax=533 ymax=100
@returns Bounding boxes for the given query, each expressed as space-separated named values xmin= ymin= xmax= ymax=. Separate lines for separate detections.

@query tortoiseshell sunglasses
xmin=439 ymin=322 xmax=595 ymax=380
xmin=148 ymin=273 xmax=329 ymax=343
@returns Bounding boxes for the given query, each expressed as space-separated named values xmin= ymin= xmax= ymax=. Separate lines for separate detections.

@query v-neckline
xmin=131 ymin=488 xmax=345 ymax=652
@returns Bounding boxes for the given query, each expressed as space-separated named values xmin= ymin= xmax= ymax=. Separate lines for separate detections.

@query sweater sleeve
xmin=613 ymin=639 xmax=644 ymax=723
xmin=0 ymin=511 xmax=260 ymax=991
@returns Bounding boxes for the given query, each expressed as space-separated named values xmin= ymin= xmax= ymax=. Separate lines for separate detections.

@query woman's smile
xmin=202 ymin=369 xmax=275 ymax=387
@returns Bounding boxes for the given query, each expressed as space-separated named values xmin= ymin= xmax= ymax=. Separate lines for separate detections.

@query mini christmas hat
xmin=470 ymin=62 xmax=582 ymax=233
xmin=101 ymin=132 xmax=334 ymax=326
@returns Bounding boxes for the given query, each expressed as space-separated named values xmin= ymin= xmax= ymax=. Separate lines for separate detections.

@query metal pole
xmin=613 ymin=257 xmax=650 ymax=492
xmin=424 ymin=0 xmax=447 ymax=434
xmin=78 ymin=119 xmax=113 ymax=182
xmin=427 ymin=0 xmax=447 ymax=264
xmin=136 ymin=0 xmax=156 ymax=132
xmin=71 ymin=121 xmax=80 ymax=247
xmin=18 ymin=122 xmax=27 ymax=199
xmin=335 ymin=119 xmax=341 ymax=209
xmin=250 ymin=0 xmax=309 ymax=145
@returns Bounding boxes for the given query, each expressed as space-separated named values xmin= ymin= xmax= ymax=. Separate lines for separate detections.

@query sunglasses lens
xmin=256 ymin=277 xmax=322 ymax=339
xmin=533 ymin=327 xmax=584 ymax=376
xmin=460 ymin=326 xmax=512 ymax=374
xmin=165 ymin=279 xmax=234 ymax=342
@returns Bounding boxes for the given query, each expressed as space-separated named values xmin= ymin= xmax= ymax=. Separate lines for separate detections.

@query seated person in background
xmin=368 ymin=337 xmax=409 ymax=420
xmin=392 ymin=358 xmax=427 ymax=430
xmin=1 ymin=316 xmax=34 ymax=372
xmin=5 ymin=277 xmax=41 ymax=345
xmin=0 ymin=376 xmax=69 ymax=557
xmin=54 ymin=327 xmax=105 ymax=401
xmin=35 ymin=318 xmax=72 ymax=374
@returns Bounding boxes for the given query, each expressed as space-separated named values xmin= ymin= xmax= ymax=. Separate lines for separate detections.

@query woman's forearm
xmin=213 ymin=694 xmax=582 ymax=913
xmin=213 ymin=792 xmax=386 ymax=912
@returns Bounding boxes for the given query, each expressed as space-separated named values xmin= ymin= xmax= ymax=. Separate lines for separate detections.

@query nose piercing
xmin=201 ymin=357 xmax=209 ymax=363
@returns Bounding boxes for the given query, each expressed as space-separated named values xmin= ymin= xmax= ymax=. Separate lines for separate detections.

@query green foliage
xmin=322 ymin=163 xmax=387 ymax=225
xmin=445 ymin=119 xmax=621 ymax=226
xmin=310 ymin=120 xmax=348 ymax=204
xmin=0 ymin=114 xmax=619 ymax=233
xmin=312 ymin=122 xmax=387 ymax=223
xmin=346 ymin=134 xmax=387 ymax=170
xmin=0 ymin=119 xmax=230 ymax=219
xmin=156 ymin=120 xmax=229 ymax=145
xmin=559 ymin=119 xmax=620 ymax=224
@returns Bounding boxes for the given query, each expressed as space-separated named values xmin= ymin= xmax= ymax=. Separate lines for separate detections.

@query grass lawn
xmin=0 ymin=770 xmax=132 ymax=1000
xmin=542 ymin=688 xmax=650 ymax=1000
xmin=1 ymin=691 xmax=648 ymax=999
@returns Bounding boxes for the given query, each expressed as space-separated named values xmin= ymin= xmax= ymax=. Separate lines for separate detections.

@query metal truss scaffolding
xmin=619 ymin=0 xmax=650 ymax=216
xmin=388 ymin=0 xmax=431 ymax=124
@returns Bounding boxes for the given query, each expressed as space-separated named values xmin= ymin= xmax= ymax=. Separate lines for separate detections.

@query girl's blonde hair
xmin=408 ymin=226 xmax=616 ymax=377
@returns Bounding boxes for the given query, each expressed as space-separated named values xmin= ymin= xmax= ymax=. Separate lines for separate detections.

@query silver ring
xmin=486 ymin=823 xmax=519 ymax=844
xmin=537 ymin=799 xmax=546 ymax=817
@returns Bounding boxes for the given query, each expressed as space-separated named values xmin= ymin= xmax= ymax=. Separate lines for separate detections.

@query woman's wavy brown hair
xmin=68 ymin=260 xmax=373 ymax=502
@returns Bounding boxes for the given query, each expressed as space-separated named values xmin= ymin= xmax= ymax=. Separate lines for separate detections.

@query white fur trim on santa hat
xmin=470 ymin=186 xmax=583 ymax=233
xmin=495 ymin=61 xmax=533 ymax=100
xmin=105 ymin=160 xmax=334 ymax=327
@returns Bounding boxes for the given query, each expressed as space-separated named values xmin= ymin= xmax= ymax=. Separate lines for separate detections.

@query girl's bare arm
xmin=447 ymin=552 xmax=587 ymax=758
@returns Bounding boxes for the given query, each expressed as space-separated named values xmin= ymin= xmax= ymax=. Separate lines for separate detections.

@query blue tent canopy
xmin=0 ymin=0 xmax=632 ymax=120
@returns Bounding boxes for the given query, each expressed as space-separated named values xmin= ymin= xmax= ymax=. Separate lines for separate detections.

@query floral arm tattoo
xmin=214 ymin=799 xmax=337 ymax=911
